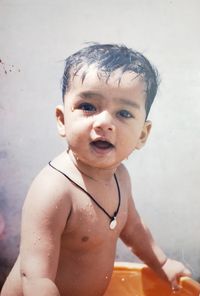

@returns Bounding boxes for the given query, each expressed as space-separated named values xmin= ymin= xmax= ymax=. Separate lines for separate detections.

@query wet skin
xmin=1 ymin=155 xmax=131 ymax=296
xmin=1 ymin=68 xmax=152 ymax=296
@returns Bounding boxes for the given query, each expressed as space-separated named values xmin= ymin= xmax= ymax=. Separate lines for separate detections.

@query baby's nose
xmin=93 ymin=111 xmax=115 ymax=131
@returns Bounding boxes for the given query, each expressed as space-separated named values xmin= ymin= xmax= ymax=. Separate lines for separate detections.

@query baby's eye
xmin=117 ymin=110 xmax=133 ymax=119
xmin=78 ymin=103 xmax=96 ymax=112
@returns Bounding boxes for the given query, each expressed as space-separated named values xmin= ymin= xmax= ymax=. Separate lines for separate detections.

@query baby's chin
xmin=68 ymin=147 xmax=123 ymax=171
xmin=78 ymin=157 xmax=121 ymax=172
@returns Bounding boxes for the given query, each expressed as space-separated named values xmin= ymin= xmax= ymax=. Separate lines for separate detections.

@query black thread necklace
xmin=48 ymin=161 xmax=121 ymax=230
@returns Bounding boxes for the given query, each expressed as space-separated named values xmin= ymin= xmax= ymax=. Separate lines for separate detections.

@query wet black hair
xmin=62 ymin=43 xmax=159 ymax=118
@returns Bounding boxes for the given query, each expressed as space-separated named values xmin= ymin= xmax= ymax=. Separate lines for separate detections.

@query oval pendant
xmin=110 ymin=218 xmax=117 ymax=230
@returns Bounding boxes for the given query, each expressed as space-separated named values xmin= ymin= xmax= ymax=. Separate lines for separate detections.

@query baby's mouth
xmin=90 ymin=140 xmax=114 ymax=150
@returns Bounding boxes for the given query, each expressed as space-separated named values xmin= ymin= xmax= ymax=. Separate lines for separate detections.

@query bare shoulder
xmin=116 ymin=163 xmax=132 ymax=194
xmin=22 ymin=162 xmax=72 ymax=230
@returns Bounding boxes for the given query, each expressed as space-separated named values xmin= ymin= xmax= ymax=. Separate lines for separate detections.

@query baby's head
xmin=61 ymin=43 xmax=159 ymax=119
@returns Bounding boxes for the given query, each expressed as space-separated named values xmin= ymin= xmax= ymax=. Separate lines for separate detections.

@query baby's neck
xmin=67 ymin=150 xmax=117 ymax=183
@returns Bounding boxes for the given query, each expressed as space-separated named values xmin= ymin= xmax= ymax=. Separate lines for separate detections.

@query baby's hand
xmin=161 ymin=258 xmax=191 ymax=290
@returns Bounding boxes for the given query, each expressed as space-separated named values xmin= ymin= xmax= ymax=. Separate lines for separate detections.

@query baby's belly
xmin=56 ymin=247 xmax=116 ymax=296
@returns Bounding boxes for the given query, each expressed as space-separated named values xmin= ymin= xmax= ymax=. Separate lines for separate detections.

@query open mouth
xmin=90 ymin=140 xmax=114 ymax=150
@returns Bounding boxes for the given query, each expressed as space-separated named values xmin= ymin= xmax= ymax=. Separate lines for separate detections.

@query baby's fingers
xmin=182 ymin=266 xmax=192 ymax=277
xmin=171 ymin=268 xmax=192 ymax=292
xmin=171 ymin=278 xmax=180 ymax=291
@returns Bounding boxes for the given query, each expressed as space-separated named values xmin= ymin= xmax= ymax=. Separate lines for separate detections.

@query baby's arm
xmin=19 ymin=168 xmax=71 ymax=296
xmin=120 ymin=169 xmax=191 ymax=288
xmin=120 ymin=194 xmax=167 ymax=272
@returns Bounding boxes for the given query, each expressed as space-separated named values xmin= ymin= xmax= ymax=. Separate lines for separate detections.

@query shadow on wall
xmin=0 ymin=192 xmax=21 ymax=289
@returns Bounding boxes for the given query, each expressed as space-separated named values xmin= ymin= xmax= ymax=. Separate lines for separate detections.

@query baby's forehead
xmin=70 ymin=63 xmax=146 ymax=89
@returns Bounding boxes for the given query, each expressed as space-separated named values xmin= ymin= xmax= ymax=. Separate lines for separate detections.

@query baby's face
xmin=58 ymin=66 xmax=151 ymax=169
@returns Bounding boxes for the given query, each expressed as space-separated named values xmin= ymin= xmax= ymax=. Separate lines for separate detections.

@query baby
xmin=1 ymin=43 xmax=191 ymax=296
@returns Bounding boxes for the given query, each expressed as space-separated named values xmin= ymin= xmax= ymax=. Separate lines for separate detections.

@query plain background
xmin=0 ymin=0 xmax=200 ymax=283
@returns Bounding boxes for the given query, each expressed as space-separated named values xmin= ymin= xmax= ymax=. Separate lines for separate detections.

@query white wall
xmin=0 ymin=0 xmax=200 ymax=282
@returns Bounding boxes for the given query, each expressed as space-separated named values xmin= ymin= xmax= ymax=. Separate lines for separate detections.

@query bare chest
xmin=61 ymin=187 xmax=128 ymax=252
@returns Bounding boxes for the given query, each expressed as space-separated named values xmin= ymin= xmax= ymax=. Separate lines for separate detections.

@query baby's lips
xmin=91 ymin=140 xmax=114 ymax=149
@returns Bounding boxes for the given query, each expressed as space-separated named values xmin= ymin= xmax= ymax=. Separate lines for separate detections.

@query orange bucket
xmin=104 ymin=262 xmax=200 ymax=296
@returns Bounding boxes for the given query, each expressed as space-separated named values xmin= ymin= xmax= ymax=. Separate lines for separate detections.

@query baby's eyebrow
xmin=78 ymin=91 xmax=141 ymax=109
xmin=79 ymin=91 xmax=103 ymax=99
xmin=117 ymin=98 xmax=141 ymax=109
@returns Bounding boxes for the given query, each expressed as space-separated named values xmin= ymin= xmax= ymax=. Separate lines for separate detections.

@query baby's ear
xmin=136 ymin=120 xmax=152 ymax=149
xmin=55 ymin=105 xmax=66 ymax=137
